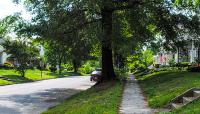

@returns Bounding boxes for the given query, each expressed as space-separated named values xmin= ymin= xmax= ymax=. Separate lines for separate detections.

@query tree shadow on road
xmin=0 ymin=88 xmax=82 ymax=114
xmin=47 ymin=71 xmax=83 ymax=78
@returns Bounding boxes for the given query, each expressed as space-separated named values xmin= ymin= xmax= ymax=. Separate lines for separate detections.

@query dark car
xmin=90 ymin=68 xmax=102 ymax=82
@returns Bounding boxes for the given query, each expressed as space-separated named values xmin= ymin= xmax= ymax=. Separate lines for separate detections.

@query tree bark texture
xmin=101 ymin=9 xmax=116 ymax=82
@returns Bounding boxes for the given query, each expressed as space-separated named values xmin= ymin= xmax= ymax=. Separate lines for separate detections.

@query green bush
xmin=188 ymin=66 xmax=200 ymax=72
xmin=63 ymin=63 xmax=73 ymax=71
xmin=49 ymin=66 xmax=57 ymax=73
xmin=2 ymin=62 xmax=14 ymax=69
xmin=80 ymin=65 xmax=94 ymax=74
xmin=190 ymin=62 xmax=197 ymax=67
xmin=154 ymin=64 xmax=160 ymax=68
xmin=176 ymin=62 xmax=190 ymax=67
xmin=89 ymin=60 xmax=100 ymax=68
xmin=115 ymin=68 xmax=128 ymax=81
xmin=127 ymin=62 xmax=145 ymax=73
xmin=196 ymin=58 xmax=200 ymax=64
xmin=159 ymin=67 xmax=171 ymax=71
xmin=168 ymin=59 xmax=176 ymax=67
xmin=127 ymin=63 xmax=136 ymax=73
xmin=79 ymin=61 xmax=99 ymax=74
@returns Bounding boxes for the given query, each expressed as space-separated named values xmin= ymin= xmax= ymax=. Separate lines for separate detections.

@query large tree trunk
xmin=21 ymin=69 xmax=25 ymax=77
xmin=101 ymin=8 xmax=116 ymax=82
xmin=72 ymin=59 xmax=78 ymax=73
xmin=73 ymin=65 xmax=78 ymax=73
xmin=58 ymin=58 xmax=62 ymax=75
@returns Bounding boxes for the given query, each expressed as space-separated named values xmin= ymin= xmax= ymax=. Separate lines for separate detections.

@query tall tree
xmin=142 ymin=49 xmax=154 ymax=68
xmin=14 ymin=0 xmax=200 ymax=82
xmin=0 ymin=14 xmax=20 ymax=37
xmin=2 ymin=39 xmax=39 ymax=77
xmin=45 ymin=41 xmax=69 ymax=75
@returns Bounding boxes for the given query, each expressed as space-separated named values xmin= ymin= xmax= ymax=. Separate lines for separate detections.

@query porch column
xmin=0 ymin=52 xmax=3 ymax=65
xmin=190 ymin=40 xmax=194 ymax=63
xmin=175 ymin=47 xmax=179 ymax=63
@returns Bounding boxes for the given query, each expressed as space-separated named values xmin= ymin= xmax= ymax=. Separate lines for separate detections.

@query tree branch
xmin=111 ymin=0 xmax=143 ymax=11
xmin=63 ymin=18 xmax=101 ymax=35
xmin=111 ymin=0 xmax=161 ymax=11
xmin=78 ymin=9 xmax=101 ymax=16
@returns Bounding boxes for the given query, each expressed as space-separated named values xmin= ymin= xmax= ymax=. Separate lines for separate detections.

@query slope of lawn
xmin=0 ymin=69 xmax=82 ymax=85
xmin=0 ymin=79 xmax=13 ymax=85
xmin=43 ymin=81 xmax=123 ymax=114
xmin=137 ymin=71 xmax=200 ymax=113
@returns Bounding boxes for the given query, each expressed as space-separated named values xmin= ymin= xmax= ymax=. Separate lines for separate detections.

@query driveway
xmin=0 ymin=76 xmax=95 ymax=114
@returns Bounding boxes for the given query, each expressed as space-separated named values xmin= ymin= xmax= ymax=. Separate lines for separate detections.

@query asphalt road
xmin=0 ymin=76 xmax=95 ymax=114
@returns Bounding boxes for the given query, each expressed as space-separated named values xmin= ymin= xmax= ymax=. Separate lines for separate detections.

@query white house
xmin=154 ymin=40 xmax=199 ymax=65
xmin=0 ymin=38 xmax=45 ymax=66
xmin=153 ymin=51 xmax=174 ymax=65
xmin=0 ymin=39 xmax=9 ymax=65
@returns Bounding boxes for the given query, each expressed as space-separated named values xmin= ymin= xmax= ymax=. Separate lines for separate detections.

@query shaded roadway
xmin=0 ymin=76 xmax=95 ymax=114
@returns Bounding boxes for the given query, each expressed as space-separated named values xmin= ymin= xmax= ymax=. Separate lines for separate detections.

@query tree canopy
xmin=12 ymin=0 xmax=200 ymax=82
xmin=2 ymin=38 xmax=39 ymax=77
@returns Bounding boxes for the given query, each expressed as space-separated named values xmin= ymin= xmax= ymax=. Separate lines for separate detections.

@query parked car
xmin=90 ymin=68 xmax=102 ymax=82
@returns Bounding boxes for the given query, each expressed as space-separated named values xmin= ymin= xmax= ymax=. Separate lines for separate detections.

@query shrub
xmin=115 ymin=68 xmax=128 ymax=81
xmin=127 ymin=63 xmax=144 ymax=73
xmin=168 ymin=59 xmax=176 ymax=67
xmin=80 ymin=61 xmax=99 ymax=74
xmin=28 ymin=66 xmax=35 ymax=70
xmin=80 ymin=64 xmax=94 ymax=74
xmin=2 ymin=62 xmax=14 ymax=69
xmin=49 ymin=66 xmax=57 ymax=73
xmin=128 ymin=63 xmax=135 ymax=73
xmin=190 ymin=62 xmax=197 ymax=67
xmin=63 ymin=63 xmax=73 ymax=71
xmin=154 ymin=64 xmax=160 ymax=68
xmin=196 ymin=58 xmax=200 ymax=64
xmin=188 ymin=66 xmax=200 ymax=72
xmin=176 ymin=62 xmax=190 ymax=67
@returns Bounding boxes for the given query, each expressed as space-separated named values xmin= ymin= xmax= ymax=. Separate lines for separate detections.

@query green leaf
xmin=174 ymin=0 xmax=182 ymax=6
xmin=194 ymin=0 xmax=200 ymax=6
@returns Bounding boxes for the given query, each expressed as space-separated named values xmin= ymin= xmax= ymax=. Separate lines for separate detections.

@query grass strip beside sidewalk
xmin=137 ymin=71 xmax=200 ymax=113
xmin=43 ymin=81 xmax=123 ymax=114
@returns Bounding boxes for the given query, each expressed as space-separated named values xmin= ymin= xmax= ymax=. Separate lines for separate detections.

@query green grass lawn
xmin=0 ymin=79 xmax=13 ymax=85
xmin=42 ymin=81 xmax=123 ymax=114
xmin=0 ymin=69 xmax=82 ymax=85
xmin=137 ymin=71 xmax=200 ymax=113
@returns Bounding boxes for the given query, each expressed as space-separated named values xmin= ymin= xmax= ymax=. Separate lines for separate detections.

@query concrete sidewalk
xmin=119 ymin=74 xmax=154 ymax=114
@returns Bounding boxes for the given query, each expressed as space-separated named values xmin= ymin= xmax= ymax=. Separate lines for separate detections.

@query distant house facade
xmin=154 ymin=40 xmax=200 ymax=65
xmin=0 ymin=39 xmax=9 ymax=65
xmin=0 ymin=38 xmax=45 ymax=66
xmin=153 ymin=51 xmax=173 ymax=66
